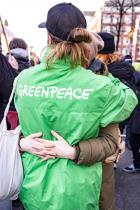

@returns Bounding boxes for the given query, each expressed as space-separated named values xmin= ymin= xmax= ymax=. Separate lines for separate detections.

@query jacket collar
xmin=40 ymin=47 xmax=77 ymax=73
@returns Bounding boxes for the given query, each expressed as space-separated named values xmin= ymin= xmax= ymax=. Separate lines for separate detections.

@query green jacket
xmin=15 ymin=48 xmax=137 ymax=210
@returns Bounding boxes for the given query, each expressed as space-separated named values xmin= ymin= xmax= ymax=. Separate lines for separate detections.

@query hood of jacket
xmin=10 ymin=48 xmax=29 ymax=59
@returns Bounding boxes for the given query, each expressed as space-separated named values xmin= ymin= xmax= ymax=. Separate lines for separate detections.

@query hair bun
xmin=68 ymin=28 xmax=92 ymax=43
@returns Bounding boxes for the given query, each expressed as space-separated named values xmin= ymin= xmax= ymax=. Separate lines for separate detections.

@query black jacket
xmin=108 ymin=61 xmax=138 ymax=132
xmin=10 ymin=54 xmax=31 ymax=73
xmin=9 ymin=48 xmax=31 ymax=72
xmin=13 ymin=55 xmax=30 ymax=72
xmin=108 ymin=61 xmax=136 ymax=92
xmin=0 ymin=53 xmax=18 ymax=122
xmin=129 ymin=71 xmax=140 ymax=134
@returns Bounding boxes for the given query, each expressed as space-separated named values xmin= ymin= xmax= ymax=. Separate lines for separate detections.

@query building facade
xmin=84 ymin=3 xmax=140 ymax=61
xmin=101 ymin=5 xmax=140 ymax=61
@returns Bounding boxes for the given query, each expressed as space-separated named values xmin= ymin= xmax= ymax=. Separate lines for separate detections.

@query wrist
xmin=74 ymin=145 xmax=80 ymax=161
xmin=19 ymin=138 xmax=25 ymax=152
xmin=68 ymin=147 xmax=77 ymax=160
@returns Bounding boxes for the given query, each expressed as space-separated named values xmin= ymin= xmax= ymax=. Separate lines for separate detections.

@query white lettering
xmin=82 ymin=89 xmax=94 ymax=99
xmin=73 ymin=89 xmax=82 ymax=99
xmin=28 ymin=86 xmax=35 ymax=96
xmin=17 ymin=85 xmax=94 ymax=100
xmin=64 ymin=87 xmax=73 ymax=100
xmin=22 ymin=85 xmax=28 ymax=96
xmin=49 ymin=86 xmax=58 ymax=98
xmin=17 ymin=85 xmax=23 ymax=97
xmin=41 ymin=87 xmax=49 ymax=97
xmin=57 ymin=88 xmax=66 ymax=99
xmin=34 ymin=87 xmax=42 ymax=97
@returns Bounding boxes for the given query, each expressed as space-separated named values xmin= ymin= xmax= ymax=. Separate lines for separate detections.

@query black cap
xmin=38 ymin=3 xmax=87 ymax=41
xmin=98 ymin=32 xmax=115 ymax=54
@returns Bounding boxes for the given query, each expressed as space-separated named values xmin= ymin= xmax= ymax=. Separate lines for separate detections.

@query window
xmin=124 ymin=15 xmax=131 ymax=25
xmin=112 ymin=17 xmax=118 ymax=24
xmin=103 ymin=16 xmax=111 ymax=24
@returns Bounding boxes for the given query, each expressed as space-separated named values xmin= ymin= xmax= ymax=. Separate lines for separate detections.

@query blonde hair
xmin=46 ymin=28 xmax=92 ymax=68
xmin=96 ymin=53 xmax=121 ymax=65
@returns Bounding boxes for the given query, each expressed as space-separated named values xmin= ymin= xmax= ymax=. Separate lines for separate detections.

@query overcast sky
xmin=1 ymin=0 xmax=104 ymax=55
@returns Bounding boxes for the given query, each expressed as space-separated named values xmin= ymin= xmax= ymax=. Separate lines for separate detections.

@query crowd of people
xmin=0 ymin=2 xmax=140 ymax=210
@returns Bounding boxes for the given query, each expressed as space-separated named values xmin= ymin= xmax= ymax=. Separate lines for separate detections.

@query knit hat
xmin=98 ymin=32 xmax=115 ymax=54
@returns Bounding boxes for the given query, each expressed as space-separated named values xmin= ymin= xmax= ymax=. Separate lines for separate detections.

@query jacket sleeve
xmin=0 ymin=53 xmax=18 ymax=121
xmin=100 ymin=75 xmax=138 ymax=127
xmin=76 ymin=124 xmax=119 ymax=165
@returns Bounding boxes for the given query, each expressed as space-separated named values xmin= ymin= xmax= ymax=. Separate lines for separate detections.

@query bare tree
xmin=105 ymin=0 xmax=140 ymax=50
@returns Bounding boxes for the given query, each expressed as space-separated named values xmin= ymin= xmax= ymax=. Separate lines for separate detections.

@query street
xmin=115 ymin=149 xmax=140 ymax=210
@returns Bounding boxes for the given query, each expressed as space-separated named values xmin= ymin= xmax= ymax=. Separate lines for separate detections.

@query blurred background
xmin=1 ymin=0 xmax=140 ymax=62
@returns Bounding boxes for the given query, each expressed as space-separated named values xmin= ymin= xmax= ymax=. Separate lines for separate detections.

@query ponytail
xmin=67 ymin=28 xmax=92 ymax=43
xmin=46 ymin=28 xmax=92 ymax=68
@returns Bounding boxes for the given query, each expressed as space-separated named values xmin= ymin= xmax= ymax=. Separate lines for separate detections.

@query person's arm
xmin=75 ymin=124 xmax=120 ymax=165
xmin=19 ymin=124 xmax=121 ymax=165
xmin=100 ymin=77 xmax=138 ymax=127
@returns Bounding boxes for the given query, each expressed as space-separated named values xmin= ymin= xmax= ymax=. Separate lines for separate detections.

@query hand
xmin=51 ymin=130 xmax=76 ymax=160
xmin=8 ymin=55 xmax=18 ymax=70
xmin=20 ymin=133 xmax=56 ymax=160
xmin=20 ymin=131 xmax=76 ymax=161
xmin=37 ymin=131 xmax=77 ymax=161
xmin=103 ymin=141 xmax=125 ymax=164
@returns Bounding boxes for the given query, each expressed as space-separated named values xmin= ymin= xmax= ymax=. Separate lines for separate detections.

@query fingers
xmin=35 ymin=138 xmax=55 ymax=148
xmin=33 ymin=138 xmax=46 ymax=143
xmin=29 ymin=132 xmax=43 ymax=139
xmin=31 ymin=145 xmax=46 ymax=151
xmin=40 ymin=155 xmax=56 ymax=162
xmin=32 ymin=145 xmax=55 ymax=151
xmin=51 ymin=130 xmax=64 ymax=141
xmin=34 ymin=150 xmax=56 ymax=157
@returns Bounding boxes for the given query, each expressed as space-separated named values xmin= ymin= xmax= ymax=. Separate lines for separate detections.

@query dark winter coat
xmin=129 ymin=71 xmax=140 ymax=134
xmin=108 ymin=61 xmax=136 ymax=92
xmin=13 ymin=56 xmax=30 ymax=72
xmin=0 ymin=53 xmax=18 ymax=122
xmin=108 ymin=61 xmax=137 ymax=132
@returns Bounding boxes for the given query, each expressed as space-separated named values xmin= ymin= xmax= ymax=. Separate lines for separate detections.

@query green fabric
xmin=14 ymin=48 xmax=137 ymax=210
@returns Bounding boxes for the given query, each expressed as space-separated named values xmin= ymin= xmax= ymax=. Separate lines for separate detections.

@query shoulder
xmin=77 ymin=66 xmax=113 ymax=99
xmin=80 ymin=67 xmax=112 ymax=87
xmin=17 ymin=63 xmax=45 ymax=83
xmin=109 ymin=61 xmax=134 ymax=70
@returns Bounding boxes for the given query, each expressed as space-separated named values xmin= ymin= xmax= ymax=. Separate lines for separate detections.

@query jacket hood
xmin=10 ymin=48 xmax=29 ymax=58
